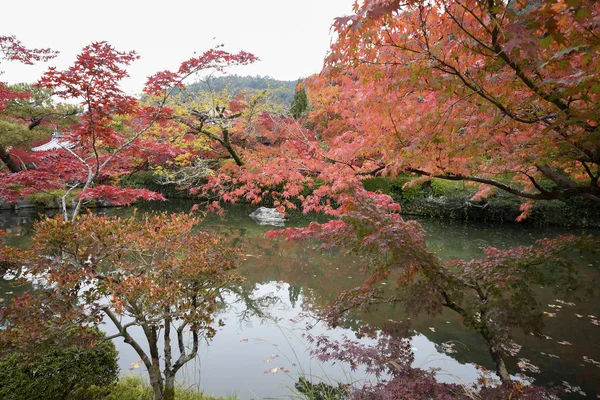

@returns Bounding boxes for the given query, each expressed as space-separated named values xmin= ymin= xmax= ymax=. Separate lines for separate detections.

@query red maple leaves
xmin=145 ymin=46 xmax=258 ymax=96
xmin=1 ymin=40 xmax=258 ymax=218
xmin=0 ymin=35 xmax=57 ymax=110
xmin=77 ymin=185 xmax=165 ymax=206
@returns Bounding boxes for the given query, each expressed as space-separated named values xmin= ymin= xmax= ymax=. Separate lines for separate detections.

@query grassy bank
xmin=105 ymin=376 xmax=236 ymax=400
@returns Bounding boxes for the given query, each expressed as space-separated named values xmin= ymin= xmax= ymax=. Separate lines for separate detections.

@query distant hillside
xmin=185 ymin=75 xmax=299 ymax=110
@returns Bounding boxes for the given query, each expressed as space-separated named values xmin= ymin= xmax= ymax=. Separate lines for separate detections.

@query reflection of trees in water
xmin=288 ymin=284 xmax=301 ymax=308
xmin=225 ymin=282 xmax=288 ymax=328
xmin=231 ymin=218 xmax=599 ymax=395
xmin=2 ymin=203 xmax=599 ymax=395
xmin=0 ymin=210 xmax=40 ymax=245
xmin=0 ymin=277 xmax=34 ymax=305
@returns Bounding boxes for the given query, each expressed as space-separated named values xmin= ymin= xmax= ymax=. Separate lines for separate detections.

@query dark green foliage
xmin=290 ymin=87 xmax=310 ymax=119
xmin=362 ymin=176 xmax=600 ymax=227
xmin=26 ymin=189 xmax=82 ymax=208
xmin=185 ymin=75 xmax=297 ymax=108
xmin=361 ymin=176 xmax=414 ymax=201
xmin=0 ymin=332 xmax=119 ymax=400
xmin=120 ymin=171 xmax=190 ymax=198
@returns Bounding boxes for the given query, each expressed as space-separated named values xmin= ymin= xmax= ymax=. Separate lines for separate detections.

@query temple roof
xmin=31 ymin=132 xmax=74 ymax=152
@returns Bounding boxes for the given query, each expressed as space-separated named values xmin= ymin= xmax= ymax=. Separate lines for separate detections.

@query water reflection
xmin=115 ymin=281 xmax=487 ymax=399
xmin=1 ymin=201 xmax=599 ymax=398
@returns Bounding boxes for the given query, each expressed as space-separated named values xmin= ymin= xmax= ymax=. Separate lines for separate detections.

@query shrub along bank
xmin=362 ymin=176 xmax=600 ymax=228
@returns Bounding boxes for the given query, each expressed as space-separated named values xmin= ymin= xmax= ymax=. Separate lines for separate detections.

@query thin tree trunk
xmin=148 ymin=366 xmax=164 ymax=400
xmin=224 ymin=142 xmax=245 ymax=166
xmin=163 ymin=371 xmax=176 ymax=400
xmin=442 ymin=290 xmax=512 ymax=384
xmin=103 ymin=307 xmax=164 ymax=398
xmin=145 ymin=326 xmax=164 ymax=400
xmin=163 ymin=316 xmax=175 ymax=400
xmin=480 ymin=328 xmax=512 ymax=384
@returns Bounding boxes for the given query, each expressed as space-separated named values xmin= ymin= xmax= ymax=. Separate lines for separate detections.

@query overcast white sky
xmin=1 ymin=0 xmax=354 ymax=96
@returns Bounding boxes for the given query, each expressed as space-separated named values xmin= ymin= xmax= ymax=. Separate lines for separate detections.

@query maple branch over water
xmin=406 ymin=167 xmax=600 ymax=202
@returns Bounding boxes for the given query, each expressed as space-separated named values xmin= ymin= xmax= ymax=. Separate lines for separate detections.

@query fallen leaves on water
xmin=129 ymin=360 xmax=142 ymax=370
xmin=264 ymin=367 xmax=285 ymax=374
xmin=554 ymin=299 xmax=576 ymax=306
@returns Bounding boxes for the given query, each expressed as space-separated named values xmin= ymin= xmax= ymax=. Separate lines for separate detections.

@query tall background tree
xmin=290 ymin=83 xmax=310 ymax=119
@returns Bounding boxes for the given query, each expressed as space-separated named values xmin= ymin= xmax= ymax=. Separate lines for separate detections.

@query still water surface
xmin=1 ymin=200 xmax=599 ymax=399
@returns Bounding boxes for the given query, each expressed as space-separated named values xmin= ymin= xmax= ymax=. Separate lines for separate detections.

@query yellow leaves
xmin=173 ymin=153 xmax=196 ymax=167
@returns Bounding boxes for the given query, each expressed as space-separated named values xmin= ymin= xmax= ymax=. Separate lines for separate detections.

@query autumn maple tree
xmin=268 ymin=187 xmax=597 ymax=387
xmin=0 ymin=212 xmax=239 ymax=400
xmin=172 ymin=0 xmax=600 ymax=391
xmin=1 ymin=41 xmax=165 ymax=214
xmin=0 ymin=36 xmax=60 ymax=173
xmin=0 ymin=41 xmax=257 ymax=220
xmin=301 ymin=0 xmax=600 ymax=219
xmin=163 ymin=76 xmax=279 ymax=179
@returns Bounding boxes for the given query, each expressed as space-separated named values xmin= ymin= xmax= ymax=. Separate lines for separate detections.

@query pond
xmin=1 ymin=200 xmax=599 ymax=399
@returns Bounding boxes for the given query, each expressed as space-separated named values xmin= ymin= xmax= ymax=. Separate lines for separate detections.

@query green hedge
xmin=362 ymin=176 xmax=600 ymax=227
xmin=120 ymin=171 xmax=190 ymax=198
xmin=0 ymin=334 xmax=119 ymax=400
xmin=26 ymin=189 xmax=82 ymax=208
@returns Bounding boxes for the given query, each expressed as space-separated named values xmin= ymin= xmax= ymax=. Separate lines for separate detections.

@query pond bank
xmin=120 ymin=171 xmax=600 ymax=228
xmin=2 ymin=173 xmax=599 ymax=230
xmin=362 ymin=176 xmax=600 ymax=228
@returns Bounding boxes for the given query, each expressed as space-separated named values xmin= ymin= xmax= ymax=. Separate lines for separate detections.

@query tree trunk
xmin=440 ymin=288 xmax=513 ymax=384
xmin=147 ymin=329 xmax=164 ymax=400
xmin=0 ymin=145 xmax=22 ymax=173
xmin=224 ymin=142 xmax=245 ymax=166
xmin=148 ymin=365 xmax=164 ymax=400
xmin=163 ymin=371 xmax=176 ymax=400
xmin=222 ymin=127 xmax=244 ymax=166
xmin=489 ymin=346 xmax=511 ymax=384
xmin=163 ymin=316 xmax=175 ymax=400
xmin=480 ymin=326 xmax=512 ymax=384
